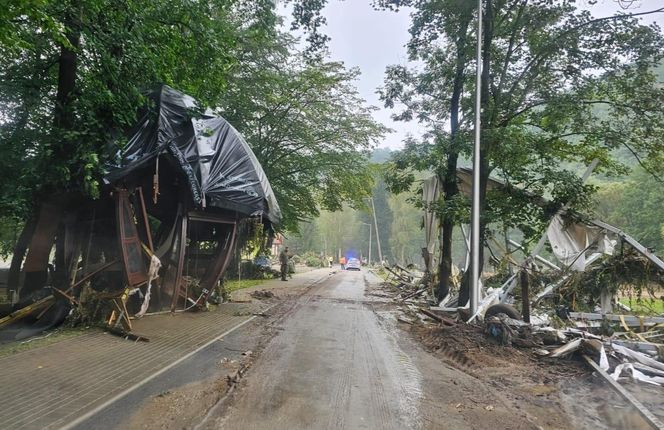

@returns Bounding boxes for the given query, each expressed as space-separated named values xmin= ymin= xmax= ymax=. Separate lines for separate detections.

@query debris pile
xmin=382 ymin=264 xmax=431 ymax=302
xmin=482 ymin=311 xmax=664 ymax=428
xmin=249 ymin=290 xmax=276 ymax=300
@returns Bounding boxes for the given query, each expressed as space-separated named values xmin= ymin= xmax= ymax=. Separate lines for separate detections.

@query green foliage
xmin=560 ymin=249 xmax=663 ymax=310
xmin=224 ymin=278 xmax=266 ymax=293
xmin=619 ymin=298 xmax=664 ymax=316
xmin=301 ymin=251 xmax=325 ymax=267
xmin=0 ymin=0 xmax=384 ymax=240
xmin=221 ymin=43 xmax=386 ymax=229
xmin=388 ymin=190 xmax=422 ymax=265
xmin=1 ymin=0 xmax=248 ymax=219
xmin=0 ymin=218 xmax=23 ymax=258
xmin=380 ymin=0 xmax=664 ymax=249
xmin=595 ymin=168 xmax=664 ymax=252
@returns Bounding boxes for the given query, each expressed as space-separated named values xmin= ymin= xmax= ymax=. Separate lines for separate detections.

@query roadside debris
xmin=378 ymin=168 xmax=664 ymax=427
xmin=249 ymin=290 xmax=276 ymax=300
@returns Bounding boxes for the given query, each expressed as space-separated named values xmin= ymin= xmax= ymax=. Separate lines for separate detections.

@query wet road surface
xmin=213 ymin=270 xmax=423 ymax=430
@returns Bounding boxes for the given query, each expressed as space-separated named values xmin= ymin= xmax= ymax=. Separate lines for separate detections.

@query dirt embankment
xmin=384 ymin=299 xmax=654 ymax=429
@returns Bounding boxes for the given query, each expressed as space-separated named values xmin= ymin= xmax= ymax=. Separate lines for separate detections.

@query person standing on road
xmin=339 ymin=255 xmax=346 ymax=270
xmin=279 ymin=247 xmax=290 ymax=281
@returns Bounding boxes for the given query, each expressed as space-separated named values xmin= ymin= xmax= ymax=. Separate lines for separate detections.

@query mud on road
xmin=123 ymin=269 xmax=653 ymax=429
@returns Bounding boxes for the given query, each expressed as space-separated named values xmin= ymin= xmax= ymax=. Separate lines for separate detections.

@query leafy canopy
xmin=0 ymin=0 xmax=385 ymax=243
xmin=380 ymin=0 xmax=664 ymax=245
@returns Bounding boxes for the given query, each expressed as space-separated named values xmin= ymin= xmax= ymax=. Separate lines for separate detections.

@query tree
xmin=378 ymin=0 xmax=664 ymax=303
xmin=379 ymin=0 xmax=475 ymax=299
xmin=219 ymin=32 xmax=387 ymax=230
xmin=388 ymin=191 xmax=423 ymax=266
xmin=595 ymin=169 xmax=664 ymax=252
xmin=0 ymin=0 xmax=385 ymax=262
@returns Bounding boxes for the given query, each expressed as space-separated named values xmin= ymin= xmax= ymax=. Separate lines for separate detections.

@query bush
xmin=300 ymin=251 xmax=324 ymax=267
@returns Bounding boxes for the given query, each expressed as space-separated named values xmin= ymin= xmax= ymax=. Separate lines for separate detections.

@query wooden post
xmin=520 ymin=269 xmax=530 ymax=323
xmin=136 ymin=187 xmax=154 ymax=253
xmin=170 ymin=215 xmax=188 ymax=312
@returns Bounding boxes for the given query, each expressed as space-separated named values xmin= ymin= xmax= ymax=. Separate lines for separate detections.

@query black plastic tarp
xmin=104 ymin=85 xmax=281 ymax=224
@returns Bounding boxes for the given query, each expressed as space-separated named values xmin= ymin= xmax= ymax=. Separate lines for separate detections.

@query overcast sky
xmin=301 ymin=0 xmax=664 ymax=150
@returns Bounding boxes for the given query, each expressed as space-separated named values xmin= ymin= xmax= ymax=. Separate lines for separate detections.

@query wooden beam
xmin=520 ymin=270 xmax=530 ymax=323
xmin=70 ymin=260 xmax=118 ymax=291
xmin=570 ymin=312 xmax=664 ymax=325
xmin=419 ymin=308 xmax=456 ymax=326
xmin=136 ymin=187 xmax=154 ymax=253
xmin=170 ymin=215 xmax=188 ymax=312
xmin=582 ymin=354 xmax=664 ymax=430
xmin=0 ymin=296 xmax=55 ymax=328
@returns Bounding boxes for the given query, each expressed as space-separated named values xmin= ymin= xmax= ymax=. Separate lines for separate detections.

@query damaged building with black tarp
xmin=1 ymin=84 xmax=281 ymax=338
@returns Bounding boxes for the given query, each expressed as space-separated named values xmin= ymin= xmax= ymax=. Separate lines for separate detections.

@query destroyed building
xmin=1 ymin=85 xmax=280 ymax=336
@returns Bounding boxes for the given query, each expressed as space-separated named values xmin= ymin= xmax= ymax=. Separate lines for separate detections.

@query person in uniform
xmin=279 ymin=247 xmax=290 ymax=281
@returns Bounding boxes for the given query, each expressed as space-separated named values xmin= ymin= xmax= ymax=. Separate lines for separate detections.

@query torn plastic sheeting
xmin=633 ymin=363 xmax=664 ymax=378
xmin=548 ymin=338 xmax=609 ymax=370
xmin=104 ymin=85 xmax=281 ymax=224
xmin=549 ymin=338 xmax=583 ymax=358
xmin=135 ymin=254 xmax=162 ymax=319
xmin=612 ymin=343 xmax=664 ymax=373
xmin=546 ymin=214 xmax=615 ymax=271
xmin=611 ymin=363 xmax=664 ymax=386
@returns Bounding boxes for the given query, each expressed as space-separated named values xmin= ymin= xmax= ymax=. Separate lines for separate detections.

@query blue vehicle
xmin=254 ymin=255 xmax=271 ymax=270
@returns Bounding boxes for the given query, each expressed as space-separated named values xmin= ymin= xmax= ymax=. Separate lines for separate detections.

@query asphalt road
xmin=207 ymin=269 xmax=424 ymax=430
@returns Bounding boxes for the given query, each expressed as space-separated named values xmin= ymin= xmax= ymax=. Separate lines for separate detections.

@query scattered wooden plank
xmin=582 ymin=354 xmax=664 ymax=430
xmin=52 ymin=286 xmax=79 ymax=305
xmin=383 ymin=265 xmax=411 ymax=284
xmin=400 ymin=288 xmax=426 ymax=301
xmin=70 ymin=260 xmax=118 ymax=291
xmin=419 ymin=308 xmax=456 ymax=326
xmin=0 ymin=295 xmax=55 ymax=328
xmin=570 ymin=312 xmax=664 ymax=325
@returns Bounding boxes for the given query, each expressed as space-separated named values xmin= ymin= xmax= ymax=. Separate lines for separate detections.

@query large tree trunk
xmin=437 ymin=14 xmax=472 ymax=302
xmin=21 ymin=201 xmax=65 ymax=296
xmin=53 ymin=6 xmax=80 ymax=132
xmin=7 ymin=217 xmax=37 ymax=294
xmin=49 ymin=3 xmax=81 ymax=290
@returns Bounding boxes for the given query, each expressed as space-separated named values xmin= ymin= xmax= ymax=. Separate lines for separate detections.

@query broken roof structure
xmin=1 ymin=85 xmax=280 ymax=337
xmin=428 ymin=165 xmax=664 ymax=320
xmin=105 ymin=85 xmax=281 ymax=224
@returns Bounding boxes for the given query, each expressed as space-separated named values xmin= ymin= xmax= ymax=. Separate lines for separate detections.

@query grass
xmin=619 ymin=298 xmax=664 ymax=315
xmin=224 ymin=278 xmax=269 ymax=293
xmin=0 ymin=326 xmax=95 ymax=358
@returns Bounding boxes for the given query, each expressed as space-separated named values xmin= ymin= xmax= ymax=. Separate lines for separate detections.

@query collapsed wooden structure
xmin=2 ymin=85 xmax=280 ymax=333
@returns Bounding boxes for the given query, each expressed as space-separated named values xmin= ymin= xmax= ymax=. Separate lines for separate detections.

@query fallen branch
xmin=419 ymin=308 xmax=456 ymax=326
xmin=400 ymin=288 xmax=426 ymax=301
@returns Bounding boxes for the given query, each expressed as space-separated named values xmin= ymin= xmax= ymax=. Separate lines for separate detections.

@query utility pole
xmin=370 ymin=197 xmax=383 ymax=265
xmin=361 ymin=222 xmax=372 ymax=265
xmin=470 ymin=0 xmax=483 ymax=316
